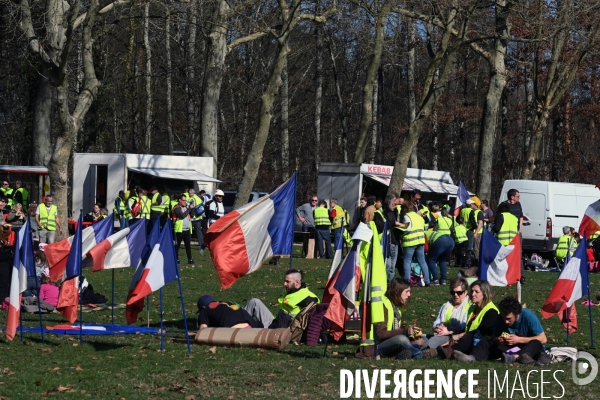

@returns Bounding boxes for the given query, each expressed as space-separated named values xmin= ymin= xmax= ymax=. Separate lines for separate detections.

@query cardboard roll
xmin=195 ymin=327 xmax=291 ymax=350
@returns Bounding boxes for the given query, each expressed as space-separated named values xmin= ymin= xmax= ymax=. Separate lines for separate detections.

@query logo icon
xmin=572 ymin=351 xmax=598 ymax=385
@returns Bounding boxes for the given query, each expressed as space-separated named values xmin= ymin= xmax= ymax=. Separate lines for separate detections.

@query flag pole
xmin=35 ymin=276 xmax=45 ymax=343
xmin=289 ymin=171 xmax=298 ymax=271
xmin=146 ymin=295 xmax=150 ymax=328
xmin=159 ymin=288 xmax=164 ymax=351
xmin=175 ymin=263 xmax=191 ymax=353
xmin=566 ymin=306 xmax=570 ymax=345
xmin=79 ymin=209 xmax=84 ymax=346
xmin=19 ymin=302 xmax=23 ymax=342
xmin=585 ymin=232 xmax=595 ymax=348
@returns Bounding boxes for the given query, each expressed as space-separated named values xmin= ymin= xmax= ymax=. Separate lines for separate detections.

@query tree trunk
xmin=144 ymin=2 xmax=152 ymax=151
xmin=187 ymin=0 xmax=198 ymax=150
xmin=32 ymin=70 xmax=54 ymax=167
xmin=353 ymin=1 xmax=393 ymax=163
xmin=327 ymin=39 xmax=349 ymax=163
xmin=475 ymin=0 xmax=510 ymax=202
xmin=314 ymin=24 xmax=323 ymax=171
xmin=370 ymin=74 xmax=378 ymax=164
xmin=165 ymin=0 xmax=174 ymax=154
xmin=200 ymin=0 xmax=230 ymax=177
xmin=281 ymin=59 xmax=290 ymax=180
xmin=407 ymin=19 xmax=418 ymax=168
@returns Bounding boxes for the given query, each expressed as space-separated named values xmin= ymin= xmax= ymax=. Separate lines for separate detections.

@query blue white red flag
xmin=126 ymin=219 xmax=178 ymax=306
xmin=478 ymin=230 xmax=521 ymax=286
xmin=56 ymin=214 xmax=84 ymax=323
xmin=46 ymin=215 xmax=113 ymax=282
xmin=205 ymin=172 xmax=297 ymax=289
xmin=542 ymin=236 xmax=588 ymax=319
xmin=454 ymin=181 xmax=469 ymax=216
xmin=88 ymin=219 xmax=147 ymax=272
xmin=126 ymin=219 xmax=159 ymax=324
xmin=323 ymin=240 xmax=360 ymax=341
xmin=5 ymin=222 xmax=30 ymax=340
xmin=579 ymin=200 xmax=600 ymax=238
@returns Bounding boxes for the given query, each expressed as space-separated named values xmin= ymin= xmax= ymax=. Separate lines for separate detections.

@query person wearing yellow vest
xmin=425 ymin=226 xmax=455 ymax=285
xmin=161 ymin=189 xmax=171 ymax=225
xmin=437 ymin=280 xmax=499 ymax=360
xmin=329 ymin=198 xmax=351 ymax=247
xmin=492 ymin=202 xmax=518 ymax=245
xmin=114 ymin=190 xmax=130 ymax=230
xmin=138 ymin=189 xmax=151 ymax=220
xmin=464 ymin=198 xmax=484 ymax=267
xmin=13 ymin=181 xmax=29 ymax=207
xmin=355 ymin=279 xmax=424 ymax=360
xmin=313 ymin=200 xmax=332 ymax=259
xmin=398 ymin=203 xmax=431 ymax=286
xmin=187 ymin=189 xmax=205 ymax=256
xmin=454 ymin=216 xmax=469 ymax=267
xmin=384 ymin=194 xmax=403 ymax=282
xmin=90 ymin=203 xmax=106 ymax=224
xmin=555 ymin=226 xmax=575 ymax=265
xmin=421 ymin=278 xmax=471 ymax=354
xmin=173 ymin=194 xmax=194 ymax=264
xmin=436 ymin=209 xmax=454 ymax=236
xmin=35 ymin=194 xmax=63 ymax=244
xmin=1 ymin=180 xmax=15 ymax=208
xmin=149 ymin=186 xmax=163 ymax=221
xmin=244 ymin=269 xmax=319 ymax=329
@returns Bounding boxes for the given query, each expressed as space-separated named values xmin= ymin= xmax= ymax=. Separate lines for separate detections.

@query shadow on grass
xmin=85 ymin=340 xmax=131 ymax=352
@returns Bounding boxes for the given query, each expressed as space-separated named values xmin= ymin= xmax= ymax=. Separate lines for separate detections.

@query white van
xmin=499 ymin=180 xmax=599 ymax=253
xmin=222 ymin=190 xmax=268 ymax=213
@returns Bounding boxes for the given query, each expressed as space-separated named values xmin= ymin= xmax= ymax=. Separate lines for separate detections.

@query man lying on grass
xmin=453 ymin=296 xmax=551 ymax=365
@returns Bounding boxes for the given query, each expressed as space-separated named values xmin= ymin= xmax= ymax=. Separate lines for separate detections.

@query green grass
xmin=1 ymin=246 xmax=600 ymax=399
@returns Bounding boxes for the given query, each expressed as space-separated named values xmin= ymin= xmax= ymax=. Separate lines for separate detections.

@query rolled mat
xmin=194 ymin=327 xmax=291 ymax=350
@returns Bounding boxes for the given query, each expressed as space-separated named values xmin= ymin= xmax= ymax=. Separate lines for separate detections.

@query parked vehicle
xmin=499 ymin=180 xmax=599 ymax=254
xmin=222 ymin=191 xmax=268 ymax=214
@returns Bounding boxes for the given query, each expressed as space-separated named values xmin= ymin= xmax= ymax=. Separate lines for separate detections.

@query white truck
xmin=72 ymin=153 xmax=220 ymax=220
xmin=499 ymin=180 xmax=599 ymax=253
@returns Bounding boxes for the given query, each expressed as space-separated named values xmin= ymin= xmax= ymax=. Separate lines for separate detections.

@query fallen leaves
xmin=208 ymin=346 xmax=217 ymax=354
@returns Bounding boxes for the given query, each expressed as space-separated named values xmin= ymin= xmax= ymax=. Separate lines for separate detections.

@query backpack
xmin=289 ymin=302 xmax=317 ymax=344
xmin=409 ymin=263 xmax=425 ymax=287
xmin=194 ymin=203 xmax=205 ymax=216
xmin=131 ymin=198 xmax=141 ymax=217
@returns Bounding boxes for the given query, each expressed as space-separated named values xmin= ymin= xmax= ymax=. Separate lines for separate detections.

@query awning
xmin=364 ymin=173 xmax=468 ymax=195
xmin=0 ymin=165 xmax=49 ymax=174
xmin=128 ymin=167 xmax=221 ymax=183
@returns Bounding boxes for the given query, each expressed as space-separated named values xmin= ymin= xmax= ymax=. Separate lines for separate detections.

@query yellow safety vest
xmin=362 ymin=296 xmax=397 ymax=346
xmin=460 ymin=207 xmax=472 ymax=229
xmin=590 ymin=231 xmax=600 ymax=241
xmin=425 ymin=230 xmax=444 ymax=245
xmin=466 ymin=301 xmax=499 ymax=338
xmin=38 ymin=204 xmax=58 ymax=230
xmin=402 ymin=212 xmax=425 ymax=247
xmin=162 ymin=193 xmax=171 ymax=214
xmin=437 ymin=216 xmax=453 ymax=235
xmin=15 ymin=187 xmax=29 ymax=206
xmin=139 ymin=196 xmax=151 ymax=219
xmin=314 ymin=206 xmax=331 ymax=226
xmin=173 ymin=206 xmax=193 ymax=234
xmin=189 ymin=195 xmax=203 ymax=221
xmin=151 ymin=192 xmax=163 ymax=212
xmin=277 ymin=287 xmax=320 ymax=317
xmin=556 ymin=234 xmax=574 ymax=260
xmin=113 ymin=196 xmax=131 ymax=219
xmin=331 ymin=205 xmax=347 ymax=229
xmin=496 ymin=212 xmax=518 ymax=245
xmin=454 ymin=225 xmax=468 ymax=243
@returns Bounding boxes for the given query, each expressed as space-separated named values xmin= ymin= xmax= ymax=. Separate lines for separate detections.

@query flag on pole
xmin=323 ymin=239 xmax=360 ymax=341
xmin=579 ymin=199 xmax=600 ymax=237
xmin=205 ymin=173 xmax=297 ymax=289
xmin=88 ymin=218 xmax=147 ymax=272
xmin=478 ymin=230 xmax=521 ymax=286
xmin=56 ymin=214 xmax=84 ymax=323
xmin=454 ymin=181 xmax=469 ymax=216
xmin=542 ymin=236 xmax=588 ymax=319
xmin=5 ymin=225 xmax=29 ymax=340
xmin=125 ymin=219 xmax=156 ymax=324
xmin=126 ymin=219 xmax=178 ymax=306
xmin=46 ymin=215 xmax=113 ymax=282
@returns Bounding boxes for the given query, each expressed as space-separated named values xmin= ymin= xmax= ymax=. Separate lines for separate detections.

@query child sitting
xmin=38 ymin=269 xmax=59 ymax=307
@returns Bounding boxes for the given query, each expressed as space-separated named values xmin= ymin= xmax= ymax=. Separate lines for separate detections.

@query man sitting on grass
xmin=453 ymin=296 xmax=551 ymax=365
xmin=244 ymin=269 xmax=319 ymax=329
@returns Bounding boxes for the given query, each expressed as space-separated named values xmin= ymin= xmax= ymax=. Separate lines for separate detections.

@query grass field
xmin=1 ymin=245 xmax=599 ymax=399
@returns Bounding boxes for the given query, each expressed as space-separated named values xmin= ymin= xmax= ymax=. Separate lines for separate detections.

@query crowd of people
xmin=296 ymin=188 xmax=527 ymax=285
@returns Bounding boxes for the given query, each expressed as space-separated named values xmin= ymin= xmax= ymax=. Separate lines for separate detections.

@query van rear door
xmin=519 ymin=192 xmax=547 ymax=250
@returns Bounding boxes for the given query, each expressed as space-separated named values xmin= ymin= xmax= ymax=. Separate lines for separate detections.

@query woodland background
xmin=1 ymin=0 xmax=600 ymax=219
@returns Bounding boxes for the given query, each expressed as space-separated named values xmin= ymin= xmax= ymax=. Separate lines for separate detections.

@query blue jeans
xmin=378 ymin=334 xmax=423 ymax=359
xmin=302 ymin=225 xmax=315 ymax=234
xmin=427 ymin=235 xmax=455 ymax=281
xmin=333 ymin=228 xmax=343 ymax=250
xmin=402 ymin=244 xmax=430 ymax=285
xmin=119 ymin=216 xmax=129 ymax=230
xmin=465 ymin=230 xmax=474 ymax=267
xmin=386 ymin=243 xmax=399 ymax=282
xmin=315 ymin=228 xmax=332 ymax=259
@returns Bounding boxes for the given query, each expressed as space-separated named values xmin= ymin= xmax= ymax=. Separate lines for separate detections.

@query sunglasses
xmin=450 ymin=290 xmax=465 ymax=296
xmin=311 ymin=199 xmax=318 ymax=202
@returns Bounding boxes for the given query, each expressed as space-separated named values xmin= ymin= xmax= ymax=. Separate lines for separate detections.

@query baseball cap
xmin=197 ymin=294 xmax=215 ymax=310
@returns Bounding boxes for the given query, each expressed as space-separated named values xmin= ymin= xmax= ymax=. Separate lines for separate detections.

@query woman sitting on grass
xmin=423 ymin=279 xmax=498 ymax=360
xmin=422 ymin=277 xmax=471 ymax=351
xmin=356 ymin=278 xmax=423 ymax=360
xmin=39 ymin=269 xmax=59 ymax=307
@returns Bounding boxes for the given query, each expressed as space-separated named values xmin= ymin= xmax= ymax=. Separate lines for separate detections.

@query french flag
xmin=5 ymin=219 xmax=35 ymax=340
xmin=205 ymin=172 xmax=297 ymax=289
xmin=323 ymin=235 xmax=360 ymax=341
xmin=454 ymin=181 xmax=470 ymax=216
xmin=46 ymin=215 xmax=114 ymax=282
xmin=478 ymin=229 xmax=521 ymax=286
xmin=542 ymin=235 xmax=588 ymax=319
xmin=56 ymin=213 xmax=84 ymax=323
xmin=126 ymin=218 xmax=161 ymax=324
xmin=88 ymin=219 xmax=147 ymax=272
xmin=579 ymin=199 xmax=600 ymax=237
xmin=126 ymin=219 xmax=178 ymax=309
